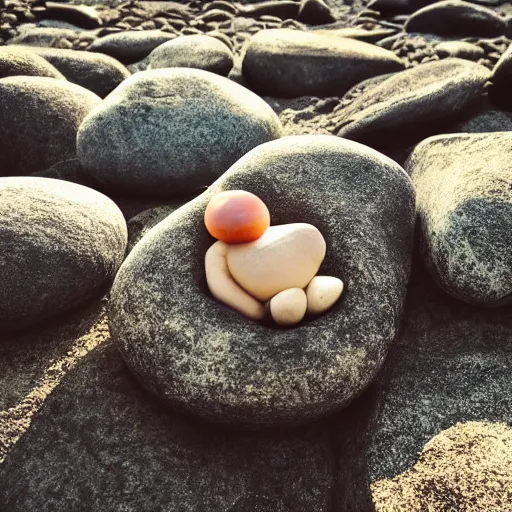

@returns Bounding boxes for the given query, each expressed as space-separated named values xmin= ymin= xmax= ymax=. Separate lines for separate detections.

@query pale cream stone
xmin=226 ymin=223 xmax=326 ymax=301
xmin=306 ymin=275 xmax=344 ymax=315
xmin=270 ymin=288 xmax=307 ymax=326
xmin=205 ymin=240 xmax=265 ymax=320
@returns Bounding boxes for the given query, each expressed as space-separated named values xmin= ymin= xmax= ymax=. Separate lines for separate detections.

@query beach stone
xmin=297 ymin=0 xmax=337 ymax=25
xmin=88 ymin=30 xmax=177 ymax=64
xmin=239 ymin=1 xmax=300 ymax=19
xmin=0 ymin=177 xmax=127 ymax=331
xmin=77 ymin=68 xmax=282 ymax=198
xmin=109 ymin=134 xmax=416 ymax=427
xmin=371 ymin=0 xmax=437 ymax=15
xmin=336 ymin=58 xmax=491 ymax=149
xmin=436 ymin=41 xmax=485 ymax=61
xmin=405 ymin=1 xmax=507 ymax=38
xmin=226 ymin=223 xmax=326 ymax=301
xmin=489 ymin=42 xmax=512 ymax=109
xmin=0 ymin=46 xmax=64 ymax=80
xmin=19 ymin=46 xmax=130 ymax=98
xmin=241 ymin=29 xmax=404 ymax=98
xmin=451 ymin=103 xmax=512 ymax=132
xmin=407 ymin=132 xmax=512 ymax=306
xmin=306 ymin=276 xmax=344 ymax=315
xmin=40 ymin=2 xmax=102 ymax=30
xmin=270 ymin=288 xmax=308 ymax=326
xmin=6 ymin=26 xmax=81 ymax=47
xmin=147 ymin=35 xmax=233 ymax=76
xmin=0 ymin=76 xmax=101 ymax=176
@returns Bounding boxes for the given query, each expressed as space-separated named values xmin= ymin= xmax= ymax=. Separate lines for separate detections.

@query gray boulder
xmin=241 ymin=29 xmax=404 ymax=97
xmin=0 ymin=46 xmax=64 ymax=80
xmin=0 ymin=177 xmax=127 ymax=331
xmin=407 ymin=132 xmax=512 ymax=306
xmin=0 ymin=76 xmax=101 ymax=176
xmin=88 ymin=30 xmax=177 ymax=64
xmin=336 ymin=58 xmax=491 ymax=148
xmin=109 ymin=135 xmax=416 ymax=427
xmin=21 ymin=46 xmax=130 ymax=98
xmin=147 ymin=35 xmax=233 ymax=76
xmin=77 ymin=68 xmax=282 ymax=198
xmin=405 ymin=1 xmax=507 ymax=38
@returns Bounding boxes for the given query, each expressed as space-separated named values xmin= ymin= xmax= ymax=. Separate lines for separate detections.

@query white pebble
xmin=306 ymin=276 xmax=343 ymax=315
xmin=270 ymin=287 xmax=308 ymax=326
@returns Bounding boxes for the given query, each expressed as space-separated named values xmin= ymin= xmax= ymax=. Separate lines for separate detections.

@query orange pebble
xmin=204 ymin=190 xmax=270 ymax=244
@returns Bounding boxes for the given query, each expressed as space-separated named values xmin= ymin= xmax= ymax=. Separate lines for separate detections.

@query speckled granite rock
xmin=408 ymin=132 xmax=512 ymax=306
xmin=0 ymin=76 xmax=101 ymax=176
xmin=0 ymin=177 xmax=127 ymax=331
xmin=241 ymin=29 xmax=404 ymax=97
xmin=20 ymin=46 xmax=130 ymax=98
xmin=368 ymin=262 xmax=512 ymax=492
xmin=0 ymin=46 xmax=64 ymax=79
xmin=0 ymin=327 xmax=378 ymax=512
xmin=109 ymin=135 xmax=415 ymax=427
xmin=336 ymin=58 xmax=491 ymax=149
xmin=88 ymin=30 xmax=177 ymax=64
xmin=147 ymin=35 xmax=233 ymax=76
xmin=405 ymin=0 xmax=507 ymax=38
xmin=77 ymin=68 xmax=282 ymax=198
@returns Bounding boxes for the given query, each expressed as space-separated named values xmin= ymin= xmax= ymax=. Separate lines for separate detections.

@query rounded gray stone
xmin=88 ymin=30 xmax=177 ymax=64
xmin=147 ymin=35 xmax=234 ymax=76
xmin=407 ymin=132 xmax=512 ymax=306
xmin=21 ymin=46 xmax=130 ymax=98
xmin=77 ymin=68 xmax=282 ymax=198
xmin=0 ymin=46 xmax=64 ymax=80
xmin=241 ymin=29 xmax=405 ymax=97
xmin=336 ymin=58 xmax=491 ymax=147
xmin=405 ymin=0 xmax=507 ymax=38
xmin=109 ymin=135 xmax=416 ymax=427
xmin=0 ymin=76 xmax=101 ymax=176
xmin=435 ymin=41 xmax=485 ymax=61
xmin=0 ymin=177 xmax=127 ymax=331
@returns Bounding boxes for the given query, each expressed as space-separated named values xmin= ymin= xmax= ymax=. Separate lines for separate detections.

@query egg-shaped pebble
xmin=227 ymin=223 xmax=326 ymax=301
xmin=270 ymin=288 xmax=308 ymax=326
xmin=306 ymin=276 xmax=344 ymax=315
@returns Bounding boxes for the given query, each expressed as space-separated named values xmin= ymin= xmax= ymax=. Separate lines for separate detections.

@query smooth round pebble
xmin=270 ymin=288 xmax=308 ymax=326
xmin=0 ymin=177 xmax=127 ymax=331
xmin=306 ymin=276 xmax=344 ymax=315
xmin=77 ymin=68 xmax=282 ymax=197
xmin=147 ymin=35 xmax=234 ymax=76
xmin=226 ymin=223 xmax=326 ymax=301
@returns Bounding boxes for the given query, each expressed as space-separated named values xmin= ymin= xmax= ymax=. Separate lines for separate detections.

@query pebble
xmin=270 ymin=288 xmax=308 ymax=326
xmin=242 ymin=28 xmax=404 ymax=97
xmin=408 ymin=132 xmax=512 ymax=305
xmin=227 ymin=223 xmax=326 ymax=301
xmin=77 ymin=68 xmax=282 ymax=197
xmin=436 ymin=41 xmax=485 ymax=61
xmin=335 ymin=58 xmax=491 ymax=147
xmin=0 ymin=176 xmax=126 ymax=331
xmin=147 ymin=34 xmax=233 ymax=76
xmin=297 ymin=0 xmax=337 ymax=25
xmin=0 ymin=46 xmax=64 ymax=79
xmin=405 ymin=0 xmax=507 ymax=38
xmin=306 ymin=276 xmax=344 ymax=315
xmin=88 ymin=29 xmax=176 ymax=64
xmin=489 ymin=42 xmax=512 ymax=108
xmin=0 ymin=76 xmax=100 ymax=176
xmin=40 ymin=2 xmax=102 ymax=30
xmin=20 ymin=46 xmax=130 ymax=98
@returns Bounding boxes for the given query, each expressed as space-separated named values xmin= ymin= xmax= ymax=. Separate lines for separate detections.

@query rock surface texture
xmin=408 ymin=132 xmax=512 ymax=306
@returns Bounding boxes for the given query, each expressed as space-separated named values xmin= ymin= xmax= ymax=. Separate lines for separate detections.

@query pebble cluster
xmin=0 ymin=0 xmax=512 ymax=511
